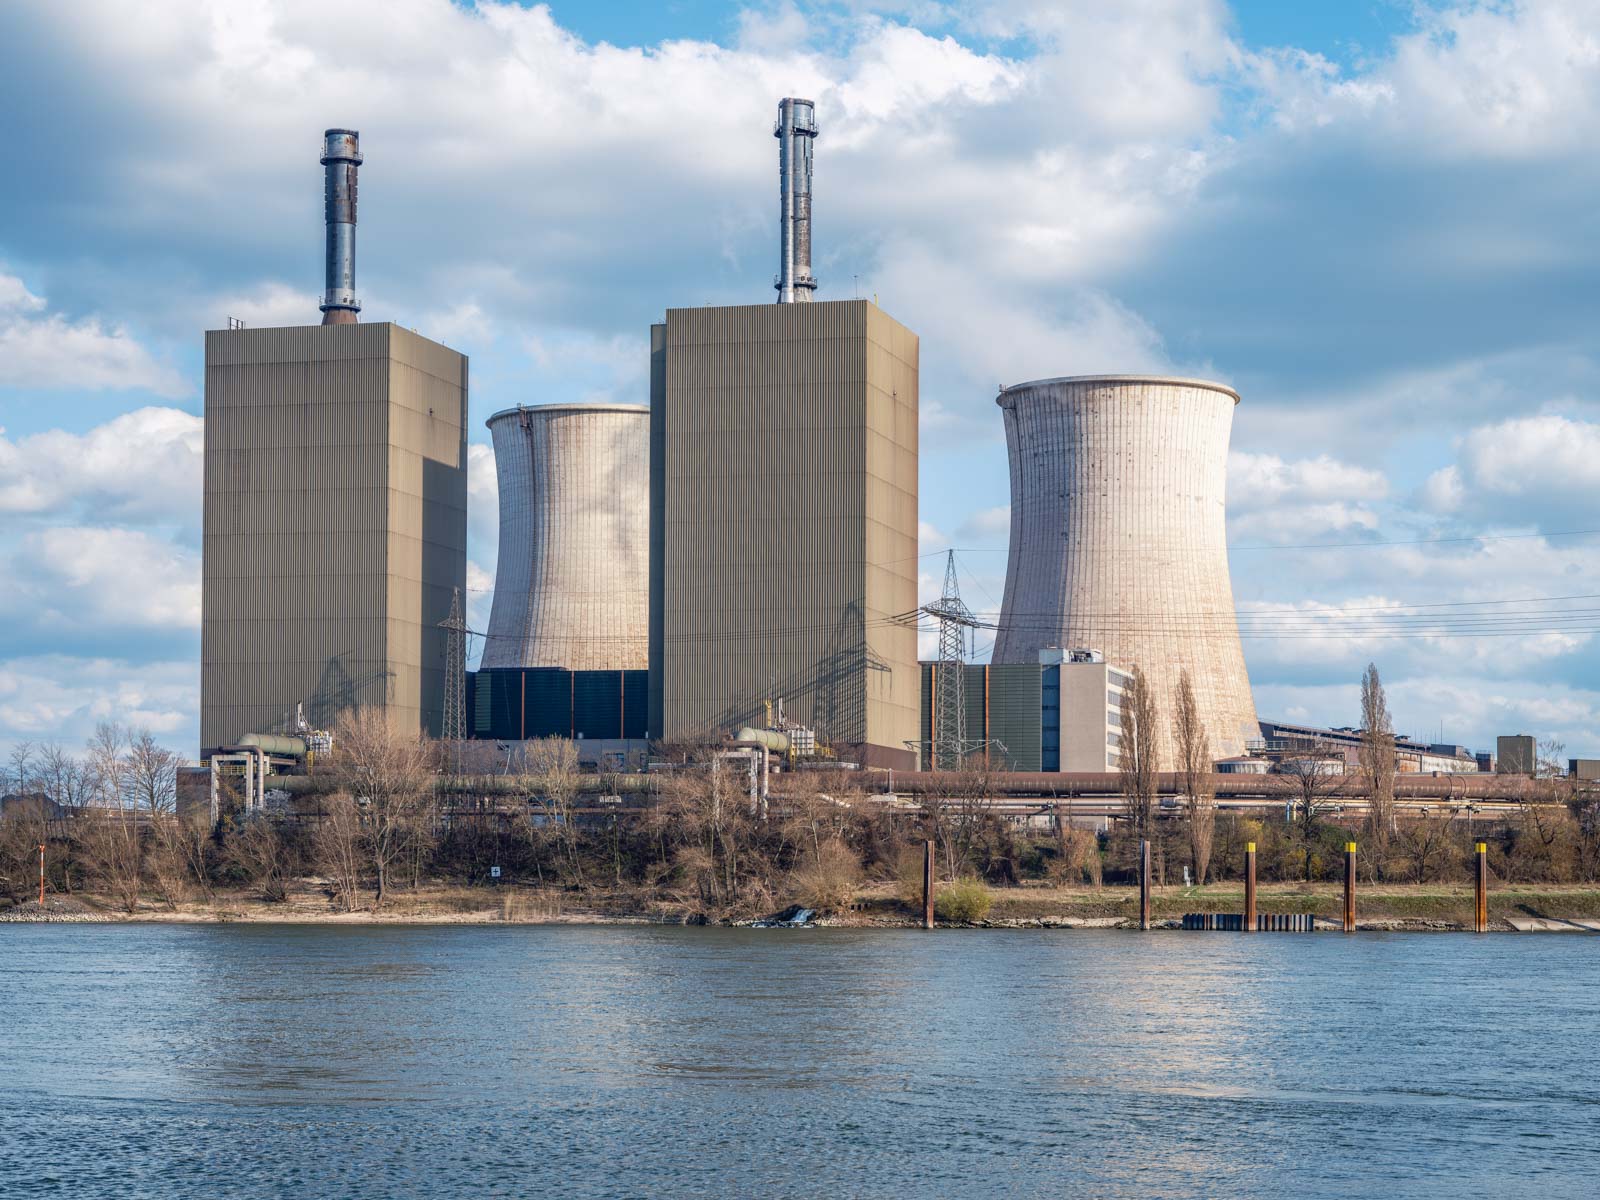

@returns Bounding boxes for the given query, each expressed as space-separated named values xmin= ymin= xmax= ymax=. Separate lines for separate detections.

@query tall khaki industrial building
xmin=648 ymin=300 xmax=919 ymax=767
xmin=200 ymin=322 xmax=468 ymax=751
xmin=991 ymin=375 xmax=1258 ymax=762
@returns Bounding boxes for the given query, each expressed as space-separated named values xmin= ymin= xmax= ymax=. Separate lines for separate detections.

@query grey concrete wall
xmin=649 ymin=300 xmax=918 ymax=765
xmin=482 ymin=403 xmax=649 ymax=671
xmin=200 ymin=323 xmax=466 ymax=750
xmin=992 ymin=376 xmax=1258 ymax=762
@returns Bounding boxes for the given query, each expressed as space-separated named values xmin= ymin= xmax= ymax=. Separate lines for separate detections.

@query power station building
xmin=648 ymin=300 xmax=920 ymax=765
xmin=646 ymin=99 xmax=920 ymax=767
xmin=918 ymin=649 xmax=1136 ymax=772
xmin=991 ymin=376 xmax=1258 ymax=762
xmin=200 ymin=131 xmax=468 ymax=752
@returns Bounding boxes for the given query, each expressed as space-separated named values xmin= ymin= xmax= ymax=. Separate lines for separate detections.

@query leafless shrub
xmin=1119 ymin=666 xmax=1159 ymax=840
xmin=1172 ymin=669 xmax=1215 ymax=884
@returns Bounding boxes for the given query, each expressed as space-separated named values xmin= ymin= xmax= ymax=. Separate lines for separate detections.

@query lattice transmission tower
xmin=922 ymin=550 xmax=983 ymax=771
xmin=439 ymin=587 xmax=468 ymax=746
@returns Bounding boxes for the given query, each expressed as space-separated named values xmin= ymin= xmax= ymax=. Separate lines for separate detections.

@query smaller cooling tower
xmin=991 ymin=375 xmax=1258 ymax=761
xmin=482 ymin=403 xmax=650 ymax=672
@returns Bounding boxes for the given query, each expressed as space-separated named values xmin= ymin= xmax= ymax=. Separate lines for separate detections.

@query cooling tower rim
xmin=486 ymin=401 xmax=650 ymax=428
xmin=996 ymin=374 xmax=1240 ymax=406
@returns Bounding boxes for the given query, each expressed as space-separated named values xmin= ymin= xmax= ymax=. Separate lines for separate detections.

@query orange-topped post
xmin=1475 ymin=842 xmax=1489 ymax=932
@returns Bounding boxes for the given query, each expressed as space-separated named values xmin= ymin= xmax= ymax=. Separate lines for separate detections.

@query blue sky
xmin=3 ymin=0 xmax=1600 ymax=760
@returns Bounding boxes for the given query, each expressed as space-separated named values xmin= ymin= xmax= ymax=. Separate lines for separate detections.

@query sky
xmin=2 ymin=0 xmax=1599 ymax=762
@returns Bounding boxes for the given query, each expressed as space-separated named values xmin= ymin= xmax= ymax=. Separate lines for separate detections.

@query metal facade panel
xmin=992 ymin=377 xmax=1257 ymax=761
xmin=988 ymin=664 xmax=1043 ymax=772
xmin=200 ymin=323 xmax=466 ymax=750
xmin=650 ymin=300 xmax=918 ymax=765
xmin=481 ymin=404 xmax=649 ymax=671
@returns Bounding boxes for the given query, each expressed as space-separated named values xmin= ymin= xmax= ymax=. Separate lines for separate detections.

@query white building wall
xmin=993 ymin=376 xmax=1259 ymax=762
xmin=482 ymin=403 xmax=649 ymax=671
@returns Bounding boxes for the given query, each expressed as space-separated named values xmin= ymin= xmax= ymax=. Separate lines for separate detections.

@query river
xmin=1 ymin=925 xmax=1595 ymax=1198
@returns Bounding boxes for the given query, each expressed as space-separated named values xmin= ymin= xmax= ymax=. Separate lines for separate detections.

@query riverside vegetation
xmin=4 ymin=696 xmax=1600 ymax=928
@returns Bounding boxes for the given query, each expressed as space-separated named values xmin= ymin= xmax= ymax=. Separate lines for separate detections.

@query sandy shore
xmin=6 ymin=880 xmax=1600 ymax=931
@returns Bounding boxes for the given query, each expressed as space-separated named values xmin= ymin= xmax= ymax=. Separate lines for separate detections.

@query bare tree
xmin=37 ymin=743 xmax=90 ymax=823
xmin=327 ymin=707 xmax=437 ymax=907
xmin=86 ymin=722 xmax=131 ymax=811
xmin=1277 ymin=742 xmax=1347 ymax=879
xmin=127 ymin=730 xmax=178 ymax=814
xmin=6 ymin=740 xmax=35 ymax=796
xmin=223 ymin=818 xmax=291 ymax=902
xmin=1358 ymin=663 xmax=1397 ymax=876
xmin=1172 ymin=670 xmax=1215 ymax=884
xmin=523 ymin=737 xmax=585 ymax=885
xmin=1118 ymin=665 xmax=1160 ymax=840
xmin=318 ymin=792 xmax=365 ymax=911
xmin=74 ymin=807 xmax=143 ymax=912
xmin=0 ymin=802 xmax=51 ymax=904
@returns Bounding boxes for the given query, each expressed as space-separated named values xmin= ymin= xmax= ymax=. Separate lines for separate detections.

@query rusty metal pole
xmin=39 ymin=843 xmax=46 ymax=906
xmin=1244 ymin=842 xmax=1257 ymax=932
xmin=1139 ymin=839 xmax=1151 ymax=931
xmin=922 ymin=839 xmax=935 ymax=930
xmin=1475 ymin=841 xmax=1488 ymax=933
xmin=1344 ymin=841 xmax=1357 ymax=933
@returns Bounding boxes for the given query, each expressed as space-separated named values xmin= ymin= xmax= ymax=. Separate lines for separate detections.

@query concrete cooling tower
xmin=990 ymin=376 xmax=1258 ymax=761
xmin=481 ymin=403 xmax=649 ymax=671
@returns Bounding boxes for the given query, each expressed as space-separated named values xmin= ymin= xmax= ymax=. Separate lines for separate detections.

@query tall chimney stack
xmin=774 ymin=98 xmax=817 ymax=303
xmin=319 ymin=129 xmax=362 ymax=325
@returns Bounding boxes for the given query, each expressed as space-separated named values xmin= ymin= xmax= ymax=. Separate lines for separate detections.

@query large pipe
xmin=319 ymin=128 xmax=362 ymax=325
xmin=774 ymin=98 xmax=817 ymax=303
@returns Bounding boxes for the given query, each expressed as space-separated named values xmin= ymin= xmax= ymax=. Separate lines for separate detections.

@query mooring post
xmin=922 ymin=839 xmax=935 ymax=930
xmin=1344 ymin=841 xmax=1357 ymax=933
xmin=1139 ymin=839 xmax=1152 ymax=930
xmin=1244 ymin=841 xmax=1257 ymax=932
xmin=1475 ymin=841 xmax=1488 ymax=933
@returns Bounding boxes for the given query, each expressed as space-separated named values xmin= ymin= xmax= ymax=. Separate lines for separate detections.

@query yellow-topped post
xmin=1474 ymin=841 xmax=1488 ymax=932
xmin=1244 ymin=841 xmax=1257 ymax=932
xmin=1344 ymin=842 xmax=1357 ymax=932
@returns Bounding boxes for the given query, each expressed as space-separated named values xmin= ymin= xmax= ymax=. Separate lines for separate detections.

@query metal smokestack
xmin=319 ymin=129 xmax=362 ymax=325
xmin=774 ymin=98 xmax=817 ymax=303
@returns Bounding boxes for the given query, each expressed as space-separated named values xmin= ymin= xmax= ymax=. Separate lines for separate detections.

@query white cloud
xmin=1413 ymin=413 xmax=1600 ymax=526
xmin=1244 ymin=0 xmax=1600 ymax=160
xmin=0 ymin=655 xmax=196 ymax=754
xmin=1419 ymin=464 xmax=1465 ymax=514
xmin=1459 ymin=412 xmax=1600 ymax=494
xmin=0 ymin=406 xmax=202 ymax=525
xmin=206 ymin=281 xmax=317 ymax=331
xmin=957 ymin=504 xmax=1010 ymax=545
xmin=8 ymin=527 xmax=201 ymax=632
xmin=1227 ymin=451 xmax=1387 ymax=542
xmin=467 ymin=441 xmax=498 ymax=568
xmin=0 ymin=272 xmax=189 ymax=396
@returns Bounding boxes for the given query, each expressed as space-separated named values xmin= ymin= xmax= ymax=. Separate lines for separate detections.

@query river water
xmin=1 ymin=925 xmax=1595 ymax=1198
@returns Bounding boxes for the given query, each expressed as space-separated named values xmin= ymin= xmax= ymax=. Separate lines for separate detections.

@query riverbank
xmin=7 ymin=879 xmax=1600 ymax=930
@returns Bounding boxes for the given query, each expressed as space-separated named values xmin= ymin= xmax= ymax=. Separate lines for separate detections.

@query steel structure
xmin=774 ymin=98 xmax=817 ymax=303
xmin=319 ymin=129 xmax=362 ymax=325
xmin=482 ymin=403 xmax=650 ymax=672
xmin=991 ymin=376 xmax=1259 ymax=761
xmin=439 ymin=587 xmax=468 ymax=743
xmin=923 ymin=551 xmax=982 ymax=770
